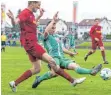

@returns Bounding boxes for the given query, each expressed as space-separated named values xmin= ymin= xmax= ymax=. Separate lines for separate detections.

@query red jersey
xmin=18 ymin=8 xmax=37 ymax=46
xmin=89 ymin=25 xmax=102 ymax=39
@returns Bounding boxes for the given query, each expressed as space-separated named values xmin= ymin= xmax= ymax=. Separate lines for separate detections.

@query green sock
xmin=75 ymin=67 xmax=92 ymax=74
xmin=38 ymin=71 xmax=52 ymax=82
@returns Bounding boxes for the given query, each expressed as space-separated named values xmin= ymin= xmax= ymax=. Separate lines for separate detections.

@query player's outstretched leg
xmin=42 ymin=53 xmax=76 ymax=84
xmin=9 ymin=59 xmax=41 ymax=92
xmin=9 ymin=69 xmax=32 ymax=92
xmin=32 ymin=71 xmax=57 ymax=88
xmin=32 ymin=53 xmax=87 ymax=88
xmin=76 ymin=64 xmax=102 ymax=75
xmin=68 ymin=63 xmax=102 ymax=75
xmin=32 ymin=72 xmax=86 ymax=88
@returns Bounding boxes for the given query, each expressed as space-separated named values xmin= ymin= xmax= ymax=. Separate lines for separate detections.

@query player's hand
xmin=7 ymin=10 xmax=14 ymax=19
xmin=53 ymin=11 xmax=59 ymax=21
xmin=95 ymin=38 xmax=99 ymax=41
xmin=39 ymin=8 xmax=45 ymax=17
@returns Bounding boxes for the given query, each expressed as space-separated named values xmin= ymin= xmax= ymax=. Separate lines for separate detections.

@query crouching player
xmin=32 ymin=16 xmax=102 ymax=88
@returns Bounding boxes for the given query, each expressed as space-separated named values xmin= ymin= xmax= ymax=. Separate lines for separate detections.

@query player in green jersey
xmin=32 ymin=12 xmax=102 ymax=88
xmin=68 ymin=31 xmax=77 ymax=54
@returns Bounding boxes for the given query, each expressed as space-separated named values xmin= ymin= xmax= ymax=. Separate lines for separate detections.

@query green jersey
xmin=42 ymin=34 xmax=64 ymax=58
xmin=68 ymin=34 xmax=75 ymax=47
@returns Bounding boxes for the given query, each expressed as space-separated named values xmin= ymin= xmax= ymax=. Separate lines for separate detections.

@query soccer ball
xmin=100 ymin=68 xmax=111 ymax=80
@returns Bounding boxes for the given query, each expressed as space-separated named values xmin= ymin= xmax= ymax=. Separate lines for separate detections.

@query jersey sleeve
xmin=18 ymin=10 xmax=29 ymax=22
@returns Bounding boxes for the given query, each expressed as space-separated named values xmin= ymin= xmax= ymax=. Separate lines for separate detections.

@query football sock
xmin=75 ymin=67 xmax=92 ymax=74
xmin=15 ymin=70 xmax=32 ymax=86
xmin=101 ymin=51 xmax=106 ymax=62
xmin=38 ymin=72 xmax=52 ymax=82
xmin=87 ymin=51 xmax=93 ymax=56
xmin=56 ymin=68 xmax=74 ymax=83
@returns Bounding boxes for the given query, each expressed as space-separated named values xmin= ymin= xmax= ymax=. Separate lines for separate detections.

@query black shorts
xmin=1 ymin=41 xmax=6 ymax=46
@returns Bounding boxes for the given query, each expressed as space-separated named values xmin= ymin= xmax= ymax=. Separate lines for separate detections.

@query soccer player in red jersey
xmin=7 ymin=1 xmax=85 ymax=92
xmin=84 ymin=18 xmax=108 ymax=64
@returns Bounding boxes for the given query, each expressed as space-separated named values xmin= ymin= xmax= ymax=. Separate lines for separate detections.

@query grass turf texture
xmin=1 ymin=47 xmax=111 ymax=95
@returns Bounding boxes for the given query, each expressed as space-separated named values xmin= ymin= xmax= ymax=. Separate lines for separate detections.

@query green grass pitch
xmin=80 ymin=42 xmax=111 ymax=47
xmin=1 ymin=47 xmax=111 ymax=95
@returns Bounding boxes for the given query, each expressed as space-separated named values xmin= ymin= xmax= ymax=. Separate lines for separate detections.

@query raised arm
xmin=36 ymin=8 xmax=45 ymax=22
xmin=44 ymin=12 xmax=58 ymax=38
xmin=7 ymin=10 xmax=20 ymax=26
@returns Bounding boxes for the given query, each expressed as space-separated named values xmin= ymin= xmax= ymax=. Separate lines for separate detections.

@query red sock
xmin=15 ymin=70 xmax=32 ymax=86
xmin=101 ymin=51 xmax=106 ymax=62
xmin=56 ymin=69 xmax=74 ymax=83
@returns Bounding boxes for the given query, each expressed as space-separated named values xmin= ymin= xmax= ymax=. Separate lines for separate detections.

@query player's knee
xmin=68 ymin=62 xmax=80 ymax=70
xmin=48 ymin=58 xmax=59 ymax=72
xmin=101 ymin=49 xmax=104 ymax=51
xmin=50 ymin=71 xmax=57 ymax=77
xmin=100 ymin=47 xmax=105 ymax=51
xmin=76 ymin=64 xmax=80 ymax=67
xmin=74 ymin=64 xmax=80 ymax=69
xmin=34 ymin=67 xmax=41 ymax=74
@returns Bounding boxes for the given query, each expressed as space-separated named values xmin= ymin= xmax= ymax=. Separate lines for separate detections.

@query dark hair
xmin=94 ymin=18 xmax=99 ymax=21
xmin=28 ymin=1 xmax=40 ymax=6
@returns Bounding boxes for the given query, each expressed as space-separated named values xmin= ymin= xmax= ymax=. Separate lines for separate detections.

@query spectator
xmin=1 ymin=32 xmax=7 ymax=52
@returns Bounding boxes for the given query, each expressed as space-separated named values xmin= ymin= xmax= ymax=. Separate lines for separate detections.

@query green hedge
xmin=106 ymin=35 xmax=111 ymax=39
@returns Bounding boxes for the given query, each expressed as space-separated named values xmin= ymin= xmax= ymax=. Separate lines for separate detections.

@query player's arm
xmin=89 ymin=26 xmax=99 ymax=41
xmin=7 ymin=10 xmax=20 ymax=26
xmin=44 ymin=12 xmax=58 ymax=38
xmin=63 ymin=48 xmax=75 ymax=57
xmin=36 ymin=8 xmax=45 ymax=22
